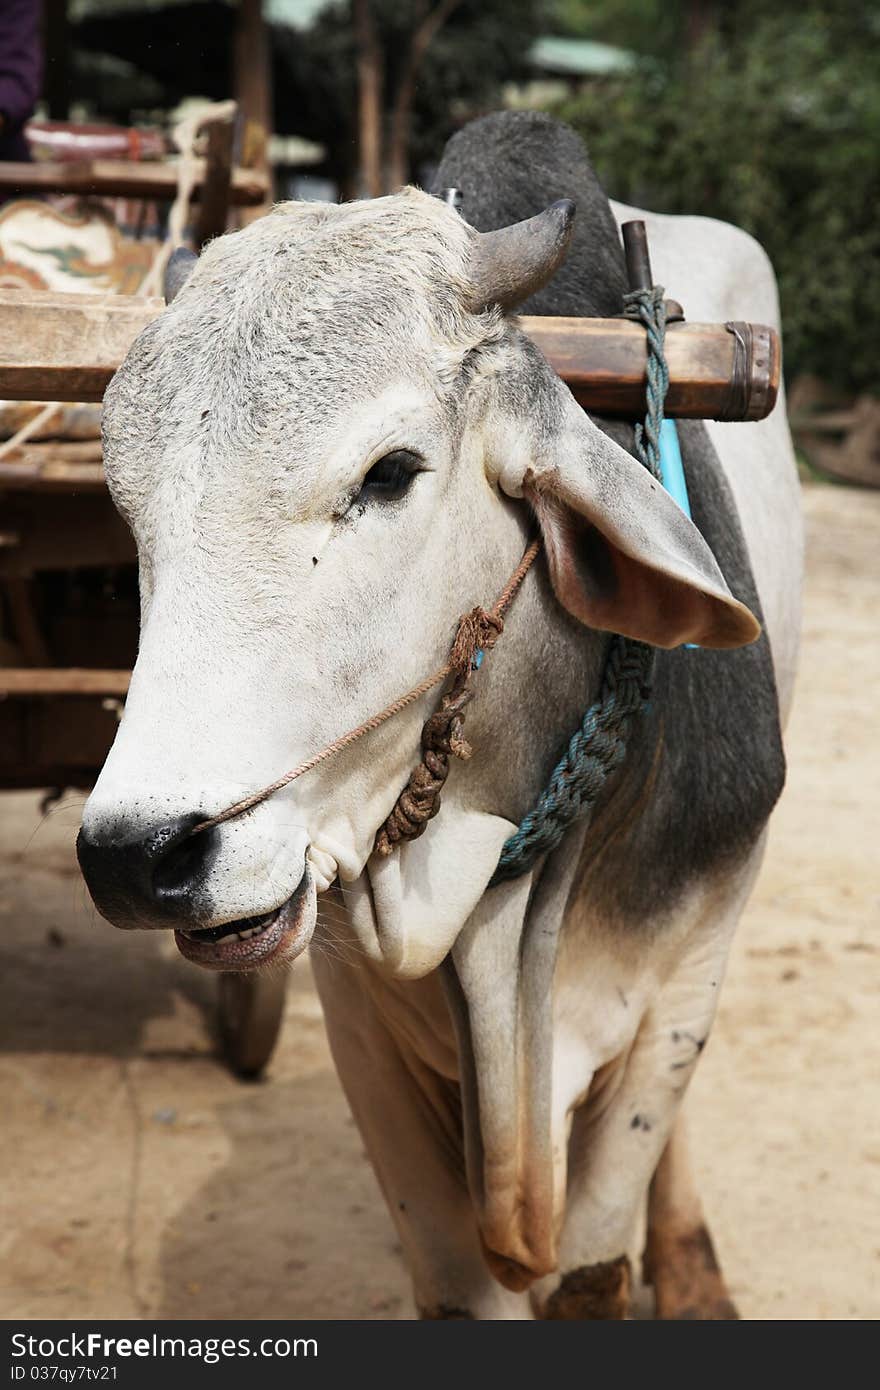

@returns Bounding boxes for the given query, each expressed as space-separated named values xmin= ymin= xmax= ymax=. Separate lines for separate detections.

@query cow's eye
xmin=358 ymin=450 xmax=420 ymax=502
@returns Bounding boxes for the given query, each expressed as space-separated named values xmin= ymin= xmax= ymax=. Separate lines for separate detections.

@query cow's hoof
xmin=644 ymin=1223 xmax=739 ymax=1320
xmin=541 ymin=1255 xmax=631 ymax=1320
xmin=481 ymin=1242 xmax=538 ymax=1293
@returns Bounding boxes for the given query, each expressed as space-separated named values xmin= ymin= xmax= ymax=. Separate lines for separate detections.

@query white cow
xmin=78 ymin=113 xmax=802 ymax=1318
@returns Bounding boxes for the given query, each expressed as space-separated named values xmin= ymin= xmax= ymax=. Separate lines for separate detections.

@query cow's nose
xmin=76 ymin=813 xmax=219 ymax=929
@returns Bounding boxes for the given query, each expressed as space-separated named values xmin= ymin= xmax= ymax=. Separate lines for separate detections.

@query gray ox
xmin=78 ymin=113 xmax=802 ymax=1318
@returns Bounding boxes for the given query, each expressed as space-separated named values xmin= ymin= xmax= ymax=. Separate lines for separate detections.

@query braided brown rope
xmin=373 ymin=606 xmax=504 ymax=856
xmin=192 ymin=539 xmax=540 ymax=838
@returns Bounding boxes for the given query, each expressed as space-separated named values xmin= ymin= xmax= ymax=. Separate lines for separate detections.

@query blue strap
xmin=658 ymin=418 xmax=698 ymax=650
xmin=659 ymin=417 xmax=691 ymax=518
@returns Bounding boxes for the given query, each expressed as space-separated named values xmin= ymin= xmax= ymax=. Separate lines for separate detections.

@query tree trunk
xmin=354 ymin=0 xmax=384 ymax=197
xmin=685 ymin=0 xmax=718 ymax=52
xmin=386 ymin=0 xmax=463 ymax=192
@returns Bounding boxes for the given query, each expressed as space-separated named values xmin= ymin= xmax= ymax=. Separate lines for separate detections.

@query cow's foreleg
xmin=533 ymin=855 xmax=762 ymax=1320
xmin=532 ymin=965 xmax=722 ymax=1319
xmin=311 ymin=948 xmax=532 ymax=1320
xmin=643 ymin=1111 xmax=739 ymax=1319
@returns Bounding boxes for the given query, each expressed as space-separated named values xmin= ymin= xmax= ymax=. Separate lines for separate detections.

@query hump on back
xmin=432 ymin=110 xmax=627 ymax=319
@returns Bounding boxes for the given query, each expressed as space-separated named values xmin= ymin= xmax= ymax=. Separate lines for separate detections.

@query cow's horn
xmin=164 ymin=247 xmax=198 ymax=305
xmin=465 ymin=199 xmax=576 ymax=313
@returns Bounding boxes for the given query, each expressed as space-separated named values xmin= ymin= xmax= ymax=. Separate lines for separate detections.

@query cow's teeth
xmin=237 ymin=917 xmax=276 ymax=941
xmin=181 ymin=910 xmax=278 ymax=947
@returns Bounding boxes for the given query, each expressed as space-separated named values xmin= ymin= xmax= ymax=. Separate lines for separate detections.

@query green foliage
xmin=548 ymin=0 xmax=682 ymax=55
xmin=553 ymin=4 xmax=880 ymax=392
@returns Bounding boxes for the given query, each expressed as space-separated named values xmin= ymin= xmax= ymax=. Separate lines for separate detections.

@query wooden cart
xmin=0 ymin=130 xmax=291 ymax=1078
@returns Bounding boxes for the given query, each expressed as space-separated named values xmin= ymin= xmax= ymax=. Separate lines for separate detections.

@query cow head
xmin=78 ymin=190 xmax=757 ymax=975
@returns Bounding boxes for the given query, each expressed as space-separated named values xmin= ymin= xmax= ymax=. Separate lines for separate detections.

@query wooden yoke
xmin=524 ymin=316 xmax=778 ymax=422
xmin=0 ymin=289 xmax=779 ymax=421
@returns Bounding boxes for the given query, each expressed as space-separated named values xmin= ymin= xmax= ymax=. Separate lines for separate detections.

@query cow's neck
xmin=456 ymin=540 xmax=610 ymax=829
xmin=340 ymin=527 xmax=611 ymax=979
xmin=334 ymin=536 xmax=614 ymax=1279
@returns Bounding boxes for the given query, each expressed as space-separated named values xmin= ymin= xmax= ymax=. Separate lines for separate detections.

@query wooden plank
xmin=0 ymin=290 xmax=780 ymax=420
xmin=0 ymin=494 xmax=136 ymax=576
xmin=0 ymin=766 xmax=99 ymax=790
xmin=0 ymin=668 xmax=130 ymax=696
xmin=0 ymin=698 xmax=121 ymax=787
xmin=0 ymin=159 xmax=269 ymax=205
xmin=3 ymin=440 xmax=104 ymax=461
xmin=0 ymin=290 xmax=163 ymax=402
xmin=0 ymin=460 xmax=106 ymax=491
xmin=3 ymin=578 xmax=49 ymax=665
xmin=0 ymin=439 xmax=104 ymax=492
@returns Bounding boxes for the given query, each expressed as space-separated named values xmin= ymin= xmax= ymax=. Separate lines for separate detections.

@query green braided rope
xmin=623 ymin=284 xmax=668 ymax=483
xmin=489 ymin=285 xmax=669 ymax=886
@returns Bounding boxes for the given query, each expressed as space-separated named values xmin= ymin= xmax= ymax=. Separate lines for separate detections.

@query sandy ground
xmin=0 ymin=481 xmax=878 ymax=1322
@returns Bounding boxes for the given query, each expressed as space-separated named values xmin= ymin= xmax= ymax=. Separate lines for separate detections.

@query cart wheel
xmin=218 ymin=970 xmax=288 ymax=1079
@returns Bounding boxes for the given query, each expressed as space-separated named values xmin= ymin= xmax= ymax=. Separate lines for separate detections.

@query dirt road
xmin=1 ymin=482 xmax=877 ymax=1320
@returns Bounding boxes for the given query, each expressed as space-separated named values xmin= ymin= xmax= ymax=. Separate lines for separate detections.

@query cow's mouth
xmin=173 ymin=868 xmax=316 ymax=972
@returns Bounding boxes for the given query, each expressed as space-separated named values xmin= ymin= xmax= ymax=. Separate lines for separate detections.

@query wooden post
xmin=234 ymin=0 xmax=274 ymax=222
xmin=194 ymin=116 xmax=235 ymax=249
xmin=354 ymin=0 xmax=384 ymax=197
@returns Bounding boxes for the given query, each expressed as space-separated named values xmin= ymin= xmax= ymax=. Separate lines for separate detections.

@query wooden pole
xmin=354 ymin=0 xmax=384 ymax=197
xmin=234 ymin=0 xmax=274 ymax=221
xmin=0 ymin=160 xmax=267 ymax=205
xmin=0 ymin=291 xmax=780 ymax=423
xmin=0 ymin=669 xmax=131 ymax=697
xmin=194 ymin=116 xmax=235 ymax=249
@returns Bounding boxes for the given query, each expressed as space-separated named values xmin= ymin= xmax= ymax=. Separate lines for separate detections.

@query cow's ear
xmin=491 ymin=352 xmax=760 ymax=650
